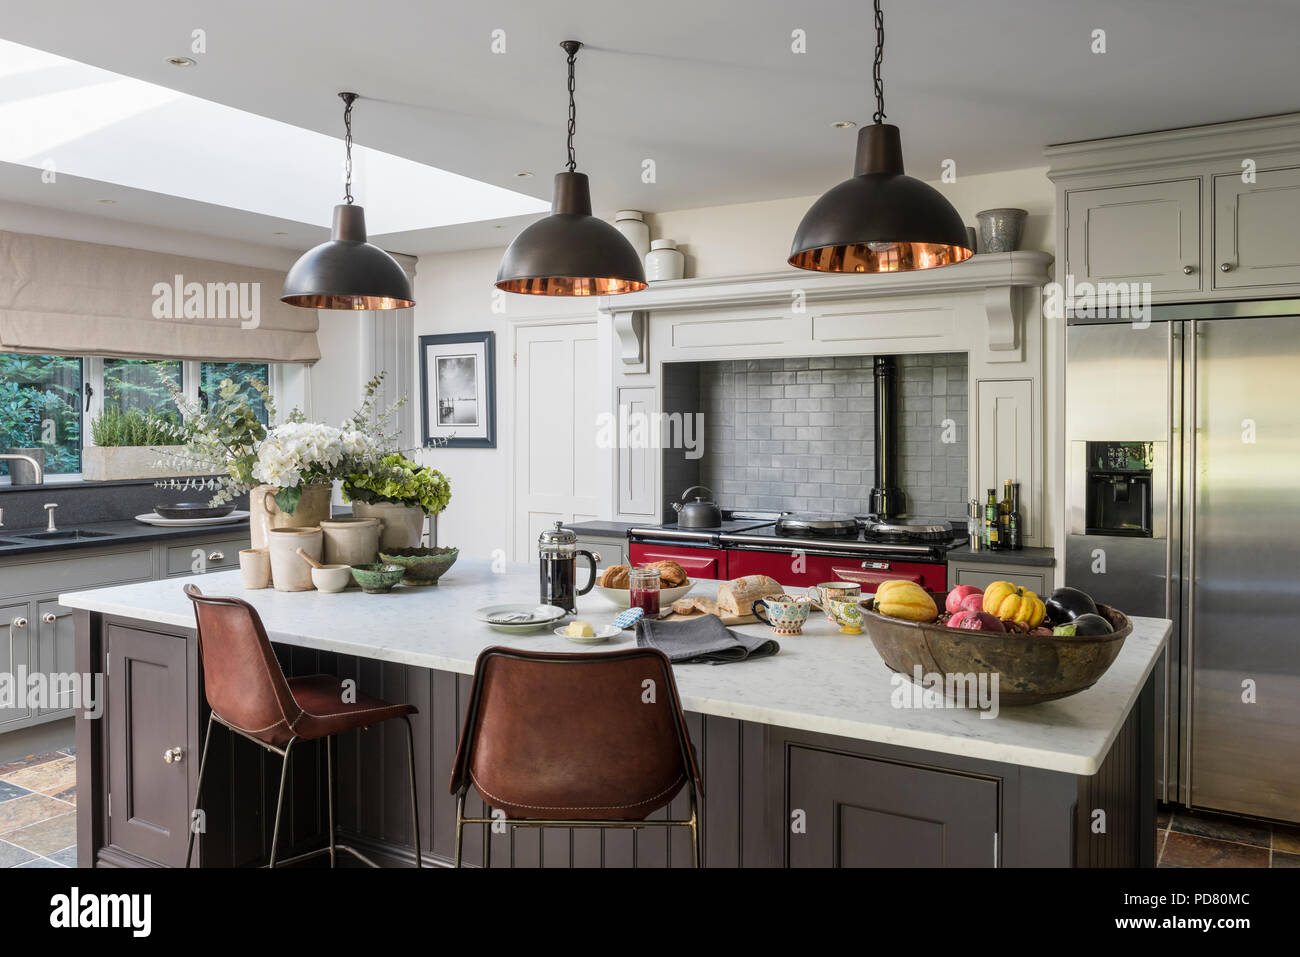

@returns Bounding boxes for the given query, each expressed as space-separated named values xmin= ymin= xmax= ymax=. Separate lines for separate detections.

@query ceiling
xmin=1 ymin=0 xmax=1298 ymax=256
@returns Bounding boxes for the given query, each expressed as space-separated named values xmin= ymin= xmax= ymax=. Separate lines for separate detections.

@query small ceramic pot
xmin=614 ymin=210 xmax=651 ymax=261
xmin=826 ymin=596 xmax=864 ymax=635
xmin=320 ymin=517 xmax=381 ymax=567
xmin=752 ymin=595 xmax=813 ymax=636
xmin=239 ymin=548 xmax=270 ymax=590
xmin=267 ymin=527 xmax=323 ymax=592
xmin=310 ymin=564 xmax=353 ymax=594
xmin=806 ymin=581 xmax=862 ymax=622
xmin=645 ymin=239 xmax=685 ymax=281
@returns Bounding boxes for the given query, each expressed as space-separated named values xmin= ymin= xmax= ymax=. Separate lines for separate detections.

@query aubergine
xmin=1052 ymin=612 xmax=1113 ymax=637
xmin=1045 ymin=586 xmax=1099 ymax=624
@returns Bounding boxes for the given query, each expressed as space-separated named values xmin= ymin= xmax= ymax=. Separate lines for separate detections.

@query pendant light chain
xmin=565 ymin=46 xmax=578 ymax=173
xmin=872 ymin=0 xmax=886 ymax=124
xmin=341 ymin=92 xmax=357 ymax=205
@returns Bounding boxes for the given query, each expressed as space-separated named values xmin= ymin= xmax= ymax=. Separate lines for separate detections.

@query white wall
xmin=408 ymin=166 xmax=1056 ymax=555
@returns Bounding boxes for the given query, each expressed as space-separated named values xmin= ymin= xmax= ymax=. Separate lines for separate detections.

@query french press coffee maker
xmin=538 ymin=521 xmax=600 ymax=613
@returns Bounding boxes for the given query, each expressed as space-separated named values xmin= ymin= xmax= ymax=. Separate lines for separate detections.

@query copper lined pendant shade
xmin=282 ymin=93 xmax=415 ymax=310
xmin=496 ymin=41 xmax=646 ymax=296
xmin=788 ymin=1 xmax=972 ymax=274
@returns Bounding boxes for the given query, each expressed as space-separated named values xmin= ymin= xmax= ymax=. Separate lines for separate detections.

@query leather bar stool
xmin=450 ymin=646 xmax=703 ymax=867
xmin=183 ymin=585 xmax=421 ymax=868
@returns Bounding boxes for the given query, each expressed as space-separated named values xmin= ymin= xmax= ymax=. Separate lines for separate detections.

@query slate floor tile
xmin=4 ymin=812 xmax=76 ymax=856
xmin=2 ymin=755 xmax=75 ymax=796
xmin=48 ymin=845 xmax=78 ymax=867
xmin=1160 ymin=831 xmax=1269 ymax=868
xmin=1170 ymin=810 xmax=1271 ymax=848
xmin=0 ymin=839 xmax=36 ymax=867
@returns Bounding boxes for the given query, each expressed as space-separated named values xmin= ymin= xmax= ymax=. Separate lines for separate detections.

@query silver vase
xmin=976 ymin=208 xmax=1028 ymax=253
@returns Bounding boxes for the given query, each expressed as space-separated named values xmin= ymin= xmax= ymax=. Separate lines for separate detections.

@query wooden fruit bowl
xmin=859 ymin=603 xmax=1133 ymax=706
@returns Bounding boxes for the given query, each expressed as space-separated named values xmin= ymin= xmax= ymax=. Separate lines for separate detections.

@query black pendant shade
xmin=790 ymin=123 xmax=972 ymax=274
xmin=282 ymin=203 xmax=415 ymax=309
xmin=495 ymin=172 xmax=647 ymax=296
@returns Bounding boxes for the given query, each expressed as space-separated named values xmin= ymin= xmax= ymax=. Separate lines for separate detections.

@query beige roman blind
xmin=0 ymin=229 xmax=320 ymax=363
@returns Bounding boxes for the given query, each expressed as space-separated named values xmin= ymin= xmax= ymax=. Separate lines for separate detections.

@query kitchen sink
xmin=0 ymin=539 xmax=24 ymax=547
xmin=17 ymin=529 xmax=115 ymax=541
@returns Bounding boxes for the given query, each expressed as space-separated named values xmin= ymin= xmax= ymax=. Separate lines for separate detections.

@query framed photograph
xmin=419 ymin=331 xmax=496 ymax=448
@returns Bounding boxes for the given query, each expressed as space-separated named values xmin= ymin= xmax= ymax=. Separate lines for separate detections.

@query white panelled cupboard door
xmin=513 ymin=322 xmax=601 ymax=560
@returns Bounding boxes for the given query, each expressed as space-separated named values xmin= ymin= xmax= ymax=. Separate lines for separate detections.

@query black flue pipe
xmin=870 ymin=356 xmax=906 ymax=518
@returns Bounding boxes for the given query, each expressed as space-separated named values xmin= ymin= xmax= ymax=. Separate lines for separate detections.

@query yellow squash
xmin=873 ymin=580 xmax=938 ymax=623
xmin=982 ymin=581 xmax=1046 ymax=627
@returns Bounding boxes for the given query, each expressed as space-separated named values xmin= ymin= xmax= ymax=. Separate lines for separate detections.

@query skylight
xmin=0 ymin=38 xmax=549 ymax=233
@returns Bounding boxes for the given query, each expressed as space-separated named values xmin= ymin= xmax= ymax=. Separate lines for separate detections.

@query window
xmin=0 ymin=354 xmax=283 ymax=481
xmin=201 ymin=362 xmax=268 ymax=424
xmin=0 ymin=354 xmax=83 ymax=476
xmin=103 ymin=358 xmax=183 ymax=417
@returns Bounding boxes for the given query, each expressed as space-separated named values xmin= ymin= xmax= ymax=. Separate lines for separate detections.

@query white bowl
xmin=592 ymin=580 xmax=694 ymax=609
xmin=311 ymin=564 xmax=353 ymax=593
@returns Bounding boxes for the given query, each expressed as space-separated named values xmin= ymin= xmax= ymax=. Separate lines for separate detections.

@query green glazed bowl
xmin=349 ymin=563 xmax=406 ymax=594
xmin=378 ymin=546 xmax=459 ymax=585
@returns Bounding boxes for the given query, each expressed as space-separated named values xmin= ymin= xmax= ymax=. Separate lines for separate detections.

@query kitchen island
xmin=62 ymin=561 xmax=1168 ymax=868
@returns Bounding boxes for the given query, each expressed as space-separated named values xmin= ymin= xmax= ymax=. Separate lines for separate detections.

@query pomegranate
xmin=945 ymin=585 xmax=983 ymax=615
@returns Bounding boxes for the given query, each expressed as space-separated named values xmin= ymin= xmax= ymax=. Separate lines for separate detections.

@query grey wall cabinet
xmin=1213 ymin=166 xmax=1300 ymax=290
xmin=949 ymin=561 xmax=1052 ymax=596
xmin=573 ymin=535 xmax=627 ymax=571
xmin=105 ymin=623 xmax=193 ymax=867
xmin=786 ymin=746 xmax=1000 ymax=867
xmin=0 ymin=530 xmax=248 ymax=736
xmin=1064 ymin=180 xmax=1202 ymax=296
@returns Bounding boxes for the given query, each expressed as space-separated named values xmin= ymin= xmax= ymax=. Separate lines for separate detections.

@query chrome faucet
xmin=44 ymin=503 xmax=58 ymax=532
xmin=0 ymin=453 xmax=44 ymax=485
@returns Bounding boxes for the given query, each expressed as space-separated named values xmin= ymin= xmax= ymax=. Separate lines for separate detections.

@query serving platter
xmin=135 ymin=510 xmax=249 ymax=528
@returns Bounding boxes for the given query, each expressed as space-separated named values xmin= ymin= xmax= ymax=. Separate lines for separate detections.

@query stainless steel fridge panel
xmin=1187 ymin=316 xmax=1300 ymax=823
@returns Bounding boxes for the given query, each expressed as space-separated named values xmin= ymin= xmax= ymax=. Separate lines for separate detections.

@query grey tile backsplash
xmin=673 ymin=353 xmax=968 ymax=521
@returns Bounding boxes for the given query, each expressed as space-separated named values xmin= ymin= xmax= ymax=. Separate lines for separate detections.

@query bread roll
xmin=599 ymin=565 xmax=630 ymax=589
xmin=716 ymin=575 xmax=783 ymax=617
xmin=649 ymin=560 xmax=688 ymax=587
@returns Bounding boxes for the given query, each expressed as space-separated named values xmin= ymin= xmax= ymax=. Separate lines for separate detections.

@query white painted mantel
xmin=592 ymin=250 xmax=1060 ymax=552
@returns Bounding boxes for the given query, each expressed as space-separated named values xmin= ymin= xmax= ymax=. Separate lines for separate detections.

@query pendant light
xmin=496 ymin=41 xmax=647 ymax=296
xmin=282 ymin=93 xmax=415 ymax=310
xmin=789 ymin=0 xmax=972 ymax=274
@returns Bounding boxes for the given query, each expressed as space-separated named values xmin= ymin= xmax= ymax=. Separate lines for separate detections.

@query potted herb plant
xmin=82 ymin=407 xmax=199 ymax=481
xmin=342 ymin=452 xmax=452 ymax=549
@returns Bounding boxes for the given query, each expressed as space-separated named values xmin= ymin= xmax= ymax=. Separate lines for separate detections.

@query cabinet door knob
xmin=163 ymin=747 xmax=184 ymax=765
xmin=41 ymin=613 xmax=56 ymax=624
xmin=11 ymin=617 xmax=27 ymax=629
xmin=1220 ymin=262 xmax=1234 ymax=272
xmin=1182 ymin=264 xmax=1196 ymax=275
xmin=207 ymin=551 xmax=224 ymax=562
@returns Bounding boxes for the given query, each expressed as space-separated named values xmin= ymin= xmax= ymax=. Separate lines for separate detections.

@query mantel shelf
xmin=599 ymin=250 xmax=1054 ymax=364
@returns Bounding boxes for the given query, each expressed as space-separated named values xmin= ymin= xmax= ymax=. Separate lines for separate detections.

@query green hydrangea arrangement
xmin=342 ymin=453 xmax=451 ymax=515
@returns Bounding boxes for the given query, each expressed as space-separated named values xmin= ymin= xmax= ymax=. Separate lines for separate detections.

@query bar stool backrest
xmin=450 ymin=646 xmax=703 ymax=822
xmin=183 ymin=584 xmax=300 ymax=747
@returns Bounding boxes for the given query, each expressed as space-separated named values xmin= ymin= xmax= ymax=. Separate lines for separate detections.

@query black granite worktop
xmin=0 ymin=518 xmax=251 ymax=558
xmin=946 ymin=543 xmax=1056 ymax=567
xmin=566 ymin=520 xmax=638 ymax=538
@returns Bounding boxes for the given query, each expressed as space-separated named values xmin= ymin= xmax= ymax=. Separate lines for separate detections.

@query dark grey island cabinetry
xmin=63 ymin=562 xmax=1168 ymax=869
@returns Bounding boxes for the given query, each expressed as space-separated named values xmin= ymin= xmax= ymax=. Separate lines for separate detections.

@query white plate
xmin=135 ymin=510 xmax=249 ymax=527
xmin=592 ymin=580 xmax=694 ymax=609
xmin=553 ymin=624 xmax=621 ymax=644
xmin=474 ymin=603 xmax=568 ymax=633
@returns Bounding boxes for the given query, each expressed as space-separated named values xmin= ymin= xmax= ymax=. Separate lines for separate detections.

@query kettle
xmin=671 ymin=485 xmax=722 ymax=529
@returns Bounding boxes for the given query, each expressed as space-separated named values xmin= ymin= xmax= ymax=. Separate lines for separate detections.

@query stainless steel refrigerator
xmin=1066 ymin=300 xmax=1300 ymax=824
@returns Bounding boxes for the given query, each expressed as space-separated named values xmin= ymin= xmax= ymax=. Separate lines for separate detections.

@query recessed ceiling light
xmin=831 ymin=121 xmax=857 ymax=129
xmin=515 ymin=171 xmax=533 ymax=178
xmin=96 ymin=198 xmax=116 ymax=204
xmin=166 ymin=56 xmax=196 ymax=67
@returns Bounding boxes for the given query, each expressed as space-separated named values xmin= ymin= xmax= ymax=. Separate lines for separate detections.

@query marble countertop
xmin=60 ymin=560 xmax=1169 ymax=776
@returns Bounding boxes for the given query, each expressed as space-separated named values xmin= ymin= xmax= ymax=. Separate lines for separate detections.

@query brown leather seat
xmin=451 ymin=646 xmax=703 ymax=836
xmin=183 ymin=584 xmax=420 ymax=868
xmin=183 ymin=584 xmax=414 ymax=748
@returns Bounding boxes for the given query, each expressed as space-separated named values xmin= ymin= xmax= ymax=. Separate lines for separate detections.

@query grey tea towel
xmin=635 ymin=614 xmax=780 ymax=664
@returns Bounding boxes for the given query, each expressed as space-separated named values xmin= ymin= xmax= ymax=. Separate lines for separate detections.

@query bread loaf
xmin=716 ymin=575 xmax=783 ymax=617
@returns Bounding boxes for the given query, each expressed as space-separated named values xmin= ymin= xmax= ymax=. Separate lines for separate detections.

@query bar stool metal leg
xmin=402 ymin=716 xmax=422 ymax=868
xmin=267 ymin=737 xmax=297 ymax=868
xmin=454 ymin=793 xmax=466 ymax=868
xmin=325 ymin=735 xmax=337 ymax=867
xmin=185 ymin=712 xmax=217 ymax=869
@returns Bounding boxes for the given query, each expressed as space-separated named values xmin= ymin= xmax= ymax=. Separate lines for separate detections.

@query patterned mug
xmin=825 ymin=596 xmax=864 ymax=635
xmin=806 ymin=581 xmax=862 ymax=622
xmin=752 ymin=595 xmax=813 ymax=636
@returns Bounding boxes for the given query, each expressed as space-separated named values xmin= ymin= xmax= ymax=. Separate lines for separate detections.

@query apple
xmin=945 ymin=585 xmax=983 ymax=615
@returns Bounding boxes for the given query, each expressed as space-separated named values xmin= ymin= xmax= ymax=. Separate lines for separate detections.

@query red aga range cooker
xmin=628 ymin=511 xmax=965 ymax=593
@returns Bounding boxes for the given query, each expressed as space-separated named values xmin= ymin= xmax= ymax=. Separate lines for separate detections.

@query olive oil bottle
xmin=985 ymin=488 xmax=1000 ymax=550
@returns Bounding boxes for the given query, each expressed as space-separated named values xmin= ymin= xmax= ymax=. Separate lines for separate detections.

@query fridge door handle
xmin=1182 ymin=321 xmax=1198 ymax=802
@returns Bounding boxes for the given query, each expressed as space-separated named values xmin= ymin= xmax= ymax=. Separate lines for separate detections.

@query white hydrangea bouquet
xmin=153 ymin=373 xmax=404 ymax=514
